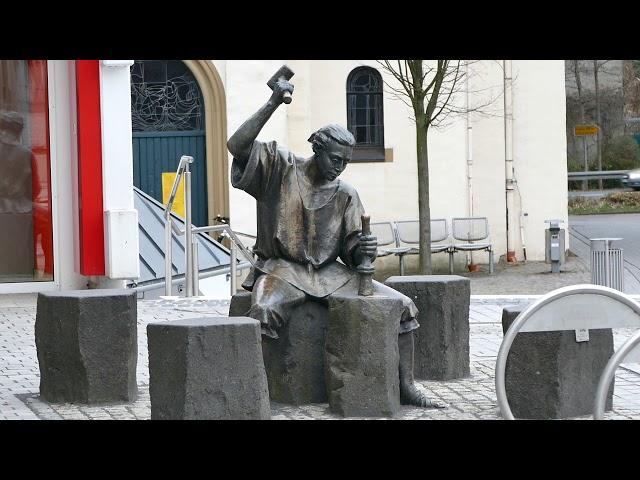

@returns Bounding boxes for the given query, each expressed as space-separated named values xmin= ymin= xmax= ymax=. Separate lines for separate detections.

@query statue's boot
xmin=399 ymin=331 xmax=447 ymax=409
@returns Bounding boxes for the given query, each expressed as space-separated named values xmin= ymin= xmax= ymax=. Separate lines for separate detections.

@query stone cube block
xmin=147 ymin=317 xmax=270 ymax=420
xmin=385 ymin=275 xmax=470 ymax=380
xmin=502 ymin=305 xmax=614 ymax=419
xmin=325 ymin=293 xmax=401 ymax=417
xmin=35 ymin=289 xmax=138 ymax=404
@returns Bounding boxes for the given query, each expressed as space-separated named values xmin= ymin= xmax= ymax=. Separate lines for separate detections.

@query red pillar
xmin=75 ymin=60 xmax=105 ymax=276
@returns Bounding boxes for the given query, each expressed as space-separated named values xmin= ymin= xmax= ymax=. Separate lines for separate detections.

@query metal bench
xmin=370 ymin=222 xmax=411 ymax=274
xmin=394 ymin=219 xmax=451 ymax=275
xmin=451 ymin=217 xmax=493 ymax=274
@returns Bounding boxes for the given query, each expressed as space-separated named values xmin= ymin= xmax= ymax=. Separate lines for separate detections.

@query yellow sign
xmin=574 ymin=125 xmax=599 ymax=136
xmin=162 ymin=172 xmax=185 ymax=218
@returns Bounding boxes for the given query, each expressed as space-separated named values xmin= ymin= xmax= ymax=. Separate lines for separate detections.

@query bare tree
xmin=568 ymin=60 xmax=588 ymax=190
xmin=623 ymin=60 xmax=640 ymax=121
xmin=593 ymin=60 xmax=614 ymax=189
xmin=377 ymin=60 xmax=499 ymax=274
xmin=566 ymin=60 xmax=624 ymax=189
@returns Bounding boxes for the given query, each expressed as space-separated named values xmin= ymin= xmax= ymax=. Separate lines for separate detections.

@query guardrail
xmin=567 ymin=170 xmax=629 ymax=181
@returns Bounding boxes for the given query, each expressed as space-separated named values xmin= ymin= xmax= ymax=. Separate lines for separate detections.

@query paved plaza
xmin=1 ymin=292 xmax=639 ymax=420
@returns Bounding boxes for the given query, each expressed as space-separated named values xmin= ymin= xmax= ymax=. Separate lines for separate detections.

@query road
xmin=569 ymin=213 xmax=640 ymax=294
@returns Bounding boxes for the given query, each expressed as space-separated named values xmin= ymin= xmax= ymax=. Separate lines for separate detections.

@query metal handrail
xmin=164 ymin=155 xmax=256 ymax=298
xmin=164 ymin=155 xmax=193 ymax=297
xmin=164 ymin=155 xmax=192 ymax=215
xmin=188 ymin=224 xmax=256 ymax=296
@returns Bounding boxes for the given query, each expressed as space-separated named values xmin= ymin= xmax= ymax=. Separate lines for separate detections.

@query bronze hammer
xmin=267 ymin=65 xmax=295 ymax=104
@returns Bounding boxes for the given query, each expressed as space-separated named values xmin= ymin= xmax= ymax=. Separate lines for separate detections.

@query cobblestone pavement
xmin=376 ymin=256 xmax=592 ymax=296
xmin=2 ymin=293 xmax=639 ymax=420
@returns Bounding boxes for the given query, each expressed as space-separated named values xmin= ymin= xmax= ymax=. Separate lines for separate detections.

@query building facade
xmin=0 ymin=60 xmax=568 ymax=294
xmin=0 ymin=60 xmax=138 ymax=294
xmin=221 ymin=60 xmax=569 ymax=270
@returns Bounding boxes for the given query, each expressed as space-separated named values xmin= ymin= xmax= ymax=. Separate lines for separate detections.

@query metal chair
xmin=450 ymin=217 xmax=493 ymax=274
xmin=370 ymin=223 xmax=411 ymax=271
xmin=394 ymin=219 xmax=451 ymax=275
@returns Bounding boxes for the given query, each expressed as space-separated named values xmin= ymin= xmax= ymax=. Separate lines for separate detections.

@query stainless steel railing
xmin=163 ymin=155 xmax=255 ymax=298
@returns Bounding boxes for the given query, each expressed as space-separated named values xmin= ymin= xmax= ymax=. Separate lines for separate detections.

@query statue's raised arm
xmin=226 ymin=65 xmax=295 ymax=166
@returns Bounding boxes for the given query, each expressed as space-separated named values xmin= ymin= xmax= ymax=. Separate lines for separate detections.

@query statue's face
xmin=316 ymin=141 xmax=353 ymax=181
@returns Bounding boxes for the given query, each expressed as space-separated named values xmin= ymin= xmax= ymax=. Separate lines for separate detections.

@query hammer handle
xmin=282 ymin=91 xmax=292 ymax=104
xmin=361 ymin=215 xmax=371 ymax=236
xmin=358 ymin=214 xmax=374 ymax=296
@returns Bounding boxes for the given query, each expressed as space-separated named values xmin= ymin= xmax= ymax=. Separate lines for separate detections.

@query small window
xmin=346 ymin=67 xmax=385 ymax=162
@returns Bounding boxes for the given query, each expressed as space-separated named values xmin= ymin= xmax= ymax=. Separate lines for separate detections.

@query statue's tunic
xmin=232 ymin=140 xmax=418 ymax=333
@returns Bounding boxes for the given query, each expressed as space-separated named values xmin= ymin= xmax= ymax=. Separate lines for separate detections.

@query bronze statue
xmin=227 ymin=66 xmax=445 ymax=408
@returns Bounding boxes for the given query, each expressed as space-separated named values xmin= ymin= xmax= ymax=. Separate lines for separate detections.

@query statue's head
xmin=308 ymin=124 xmax=355 ymax=181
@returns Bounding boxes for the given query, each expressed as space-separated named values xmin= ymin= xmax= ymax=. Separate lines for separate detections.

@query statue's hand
xmin=355 ymin=234 xmax=378 ymax=266
xmin=270 ymin=78 xmax=294 ymax=105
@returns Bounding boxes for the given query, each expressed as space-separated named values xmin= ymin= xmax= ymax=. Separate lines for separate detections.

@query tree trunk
xmin=594 ymin=60 xmax=603 ymax=190
xmin=573 ymin=61 xmax=588 ymax=191
xmin=415 ymin=119 xmax=432 ymax=275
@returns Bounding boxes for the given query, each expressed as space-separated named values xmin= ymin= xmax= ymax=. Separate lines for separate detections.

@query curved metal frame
xmin=593 ymin=330 xmax=640 ymax=419
xmin=495 ymin=284 xmax=640 ymax=420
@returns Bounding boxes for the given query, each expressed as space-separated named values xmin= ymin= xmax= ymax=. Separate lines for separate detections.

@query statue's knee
xmin=250 ymin=299 xmax=286 ymax=329
xmin=249 ymin=300 xmax=269 ymax=320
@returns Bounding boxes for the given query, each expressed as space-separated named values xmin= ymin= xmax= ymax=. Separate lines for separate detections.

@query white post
xmin=99 ymin=60 xmax=139 ymax=284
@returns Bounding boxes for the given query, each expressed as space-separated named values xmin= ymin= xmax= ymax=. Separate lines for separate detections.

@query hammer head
xmin=267 ymin=65 xmax=295 ymax=89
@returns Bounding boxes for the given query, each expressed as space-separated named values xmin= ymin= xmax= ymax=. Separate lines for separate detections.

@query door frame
xmin=182 ymin=60 xmax=229 ymax=225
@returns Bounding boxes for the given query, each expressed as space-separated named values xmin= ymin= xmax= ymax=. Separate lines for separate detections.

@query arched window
xmin=346 ymin=67 xmax=385 ymax=161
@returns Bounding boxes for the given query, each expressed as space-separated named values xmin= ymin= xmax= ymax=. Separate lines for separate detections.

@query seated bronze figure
xmin=227 ymin=67 xmax=445 ymax=409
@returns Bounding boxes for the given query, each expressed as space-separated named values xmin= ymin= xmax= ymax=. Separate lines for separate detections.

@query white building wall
xmin=225 ymin=60 xmax=289 ymax=237
xmin=299 ymin=60 xmax=468 ymax=227
xmin=220 ymin=60 xmax=568 ymax=264
xmin=468 ymin=61 xmax=508 ymax=264
xmin=512 ymin=60 xmax=569 ymax=260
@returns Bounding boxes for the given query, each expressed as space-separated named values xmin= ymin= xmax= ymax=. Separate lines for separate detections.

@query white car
xmin=622 ymin=168 xmax=640 ymax=190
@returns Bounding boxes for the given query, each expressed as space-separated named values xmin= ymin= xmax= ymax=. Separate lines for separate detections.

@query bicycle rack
xmin=495 ymin=284 xmax=640 ymax=420
xmin=593 ymin=330 xmax=640 ymax=419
